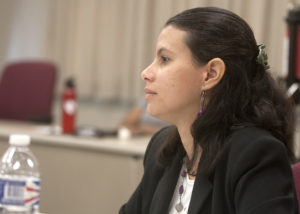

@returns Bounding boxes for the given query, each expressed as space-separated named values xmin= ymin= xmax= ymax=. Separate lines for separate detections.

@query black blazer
xmin=119 ymin=126 xmax=298 ymax=214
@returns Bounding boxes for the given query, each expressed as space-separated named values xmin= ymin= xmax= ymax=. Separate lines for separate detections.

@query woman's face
xmin=141 ymin=25 xmax=206 ymax=124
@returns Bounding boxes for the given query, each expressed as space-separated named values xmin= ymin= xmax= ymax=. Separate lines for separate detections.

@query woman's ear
xmin=202 ymin=58 xmax=225 ymax=90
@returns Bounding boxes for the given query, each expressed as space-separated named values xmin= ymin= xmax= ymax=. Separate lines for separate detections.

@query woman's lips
xmin=144 ymin=88 xmax=157 ymax=99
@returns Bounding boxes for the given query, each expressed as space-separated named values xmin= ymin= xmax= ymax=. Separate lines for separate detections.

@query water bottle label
xmin=0 ymin=176 xmax=40 ymax=209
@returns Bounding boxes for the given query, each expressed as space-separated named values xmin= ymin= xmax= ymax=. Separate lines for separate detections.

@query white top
xmin=9 ymin=134 xmax=30 ymax=146
xmin=169 ymin=163 xmax=195 ymax=214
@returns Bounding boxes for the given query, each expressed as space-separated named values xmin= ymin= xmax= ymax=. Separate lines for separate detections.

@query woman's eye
xmin=161 ymin=56 xmax=170 ymax=63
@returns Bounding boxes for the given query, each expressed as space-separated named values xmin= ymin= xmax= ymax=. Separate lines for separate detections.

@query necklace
xmin=175 ymin=169 xmax=187 ymax=212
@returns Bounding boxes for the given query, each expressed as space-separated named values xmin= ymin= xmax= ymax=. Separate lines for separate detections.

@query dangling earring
xmin=197 ymin=91 xmax=206 ymax=117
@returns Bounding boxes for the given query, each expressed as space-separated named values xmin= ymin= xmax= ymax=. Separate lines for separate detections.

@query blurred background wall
xmin=0 ymin=0 xmax=298 ymax=104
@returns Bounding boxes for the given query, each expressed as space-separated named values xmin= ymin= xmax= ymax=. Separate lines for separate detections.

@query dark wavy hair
xmin=157 ymin=7 xmax=295 ymax=175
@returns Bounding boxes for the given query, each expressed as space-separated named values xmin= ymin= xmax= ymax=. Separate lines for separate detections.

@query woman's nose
xmin=141 ymin=63 xmax=155 ymax=82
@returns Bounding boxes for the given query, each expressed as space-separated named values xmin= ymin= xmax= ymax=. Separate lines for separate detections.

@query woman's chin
xmin=147 ymin=107 xmax=161 ymax=119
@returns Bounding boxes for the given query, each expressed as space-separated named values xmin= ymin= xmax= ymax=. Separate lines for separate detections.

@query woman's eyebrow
xmin=157 ymin=47 xmax=174 ymax=56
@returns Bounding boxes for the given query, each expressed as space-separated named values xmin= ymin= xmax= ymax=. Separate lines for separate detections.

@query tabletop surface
xmin=0 ymin=120 xmax=150 ymax=157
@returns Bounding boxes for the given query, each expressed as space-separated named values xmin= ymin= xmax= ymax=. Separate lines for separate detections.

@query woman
xmin=119 ymin=7 xmax=298 ymax=214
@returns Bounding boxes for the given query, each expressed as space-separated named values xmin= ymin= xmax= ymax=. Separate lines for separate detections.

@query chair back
xmin=0 ymin=61 xmax=57 ymax=123
xmin=292 ymin=162 xmax=300 ymax=214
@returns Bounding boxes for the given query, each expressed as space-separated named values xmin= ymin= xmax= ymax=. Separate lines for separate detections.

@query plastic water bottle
xmin=0 ymin=135 xmax=40 ymax=214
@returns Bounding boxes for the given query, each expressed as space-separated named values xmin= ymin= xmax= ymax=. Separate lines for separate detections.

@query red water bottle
xmin=62 ymin=78 xmax=76 ymax=134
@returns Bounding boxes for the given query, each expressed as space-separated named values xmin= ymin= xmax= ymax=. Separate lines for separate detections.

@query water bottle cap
xmin=9 ymin=134 xmax=31 ymax=146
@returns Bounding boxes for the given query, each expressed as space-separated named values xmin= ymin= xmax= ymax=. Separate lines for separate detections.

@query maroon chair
xmin=292 ymin=162 xmax=300 ymax=214
xmin=0 ymin=61 xmax=57 ymax=123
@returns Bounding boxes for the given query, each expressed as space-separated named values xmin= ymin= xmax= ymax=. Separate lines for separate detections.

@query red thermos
xmin=62 ymin=78 xmax=76 ymax=134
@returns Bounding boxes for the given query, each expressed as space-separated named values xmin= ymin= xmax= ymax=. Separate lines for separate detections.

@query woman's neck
xmin=177 ymin=125 xmax=194 ymax=159
xmin=177 ymin=123 xmax=202 ymax=178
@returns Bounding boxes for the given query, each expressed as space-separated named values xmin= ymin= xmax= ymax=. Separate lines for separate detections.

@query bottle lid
xmin=9 ymin=134 xmax=31 ymax=146
xmin=65 ymin=77 xmax=75 ymax=88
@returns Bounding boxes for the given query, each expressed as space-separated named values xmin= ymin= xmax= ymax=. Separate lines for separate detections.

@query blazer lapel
xmin=188 ymin=174 xmax=213 ymax=214
xmin=149 ymin=156 xmax=182 ymax=214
